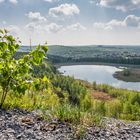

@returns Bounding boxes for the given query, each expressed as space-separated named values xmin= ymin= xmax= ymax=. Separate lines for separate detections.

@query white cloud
xmin=94 ymin=20 xmax=125 ymax=30
xmin=49 ymin=3 xmax=80 ymax=17
xmin=66 ymin=23 xmax=86 ymax=31
xmin=6 ymin=25 xmax=20 ymax=36
xmin=124 ymin=15 xmax=140 ymax=27
xmin=25 ymin=22 xmax=43 ymax=33
xmin=132 ymin=0 xmax=140 ymax=5
xmin=89 ymin=0 xmax=96 ymax=4
xmin=94 ymin=15 xmax=140 ymax=30
xmin=44 ymin=0 xmax=59 ymax=3
xmin=45 ymin=23 xmax=63 ymax=33
xmin=9 ymin=0 xmax=18 ymax=4
xmin=99 ymin=0 xmax=140 ymax=12
xmin=0 ymin=0 xmax=18 ymax=4
xmin=25 ymin=21 xmax=63 ymax=34
xmin=2 ymin=22 xmax=140 ymax=46
xmin=44 ymin=0 xmax=53 ymax=2
xmin=25 ymin=21 xmax=86 ymax=34
xmin=26 ymin=12 xmax=47 ymax=22
xmin=0 ymin=0 xmax=4 ymax=3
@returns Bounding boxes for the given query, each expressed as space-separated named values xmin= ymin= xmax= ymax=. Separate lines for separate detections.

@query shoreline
xmin=54 ymin=61 xmax=140 ymax=69
xmin=114 ymin=68 xmax=140 ymax=82
xmin=54 ymin=61 xmax=140 ymax=92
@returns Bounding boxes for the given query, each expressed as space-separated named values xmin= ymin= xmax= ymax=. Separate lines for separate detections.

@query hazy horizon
xmin=22 ymin=44 xmax=140 ymax=47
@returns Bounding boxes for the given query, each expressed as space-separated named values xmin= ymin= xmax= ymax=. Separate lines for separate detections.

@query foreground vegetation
xmin=0 ymin=30 xmax=140 ymax=132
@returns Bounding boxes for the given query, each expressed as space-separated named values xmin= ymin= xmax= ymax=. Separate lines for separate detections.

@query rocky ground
xmin=0 ymin=109 xmax=140 ymax=140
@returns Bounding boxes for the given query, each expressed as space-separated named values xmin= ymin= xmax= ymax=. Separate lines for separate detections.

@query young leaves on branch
xmin=0 ymin=29 xmax=48 ymax=108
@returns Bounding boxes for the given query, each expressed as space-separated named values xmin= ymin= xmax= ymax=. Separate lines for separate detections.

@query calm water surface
xmin=58 ymin=65 xmax=140 ymax=91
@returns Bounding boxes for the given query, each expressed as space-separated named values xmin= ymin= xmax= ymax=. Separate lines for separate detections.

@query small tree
xmin=123 ymin=68 xmax=130 ymax=76
xmin=0 ymin=29 xmax=48 ymax=108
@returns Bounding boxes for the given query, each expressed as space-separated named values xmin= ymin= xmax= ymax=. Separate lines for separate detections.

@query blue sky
xmin=0 ymin=0 xmax=140 ymax=45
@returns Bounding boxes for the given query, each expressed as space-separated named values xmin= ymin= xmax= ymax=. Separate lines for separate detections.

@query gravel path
xmin=0 ymin=109 xmax=140 ymax=140
xmin=85 ymin=118 xmax=140 ymax=140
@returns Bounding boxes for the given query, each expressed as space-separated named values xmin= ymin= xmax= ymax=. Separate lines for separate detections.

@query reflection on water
xmin=58 ymin=65 xmax=140 ymax=91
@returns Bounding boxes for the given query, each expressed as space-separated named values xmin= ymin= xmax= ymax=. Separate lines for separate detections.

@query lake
xmin=58 ymin=65 xmax=140 ymax=91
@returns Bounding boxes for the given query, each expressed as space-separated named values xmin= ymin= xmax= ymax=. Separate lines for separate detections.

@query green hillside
xmin=47 ymin=45 xmax=140 ymax=65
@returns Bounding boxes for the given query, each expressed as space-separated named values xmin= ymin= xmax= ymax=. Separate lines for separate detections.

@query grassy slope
xmin=2 ymin=61 xmax=140 ymax=123
xmin=6 ymin=46 xmax=139 ymax=125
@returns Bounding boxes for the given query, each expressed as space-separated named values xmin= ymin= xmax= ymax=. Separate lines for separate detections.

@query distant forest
xmin=19 ymin=45 xmax=140 ymax=65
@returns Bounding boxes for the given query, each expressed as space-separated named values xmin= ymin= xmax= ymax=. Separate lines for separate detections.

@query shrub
xmin=0 ymin=29 xmax=48 ymax=108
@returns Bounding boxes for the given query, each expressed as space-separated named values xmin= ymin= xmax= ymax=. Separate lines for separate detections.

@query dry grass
xmin=92 ymin=91 xmax=113 ymax=101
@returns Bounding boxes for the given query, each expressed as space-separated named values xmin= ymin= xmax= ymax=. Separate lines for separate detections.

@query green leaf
xmin=43 ymin=76 xmax=48 ymax=82
xmin=42 ymin=45 xmax=48 ymax=53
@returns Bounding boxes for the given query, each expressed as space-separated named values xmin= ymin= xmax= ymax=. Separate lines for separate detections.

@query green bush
xmin=0 ymin=29 xmax=48 ymax=108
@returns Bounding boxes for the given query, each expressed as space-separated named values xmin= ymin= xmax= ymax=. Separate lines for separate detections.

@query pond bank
xmin=114 ymin=68 xmax=140 ymax=82
xmin=58 ymin=65 xmax=140 ymax=91
xmin=54 ymin=62 xmax=140 ymax=69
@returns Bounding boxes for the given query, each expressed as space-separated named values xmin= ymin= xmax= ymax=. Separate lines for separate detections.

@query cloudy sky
xmin=0 ymin=0 xmax=140 ymax=45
